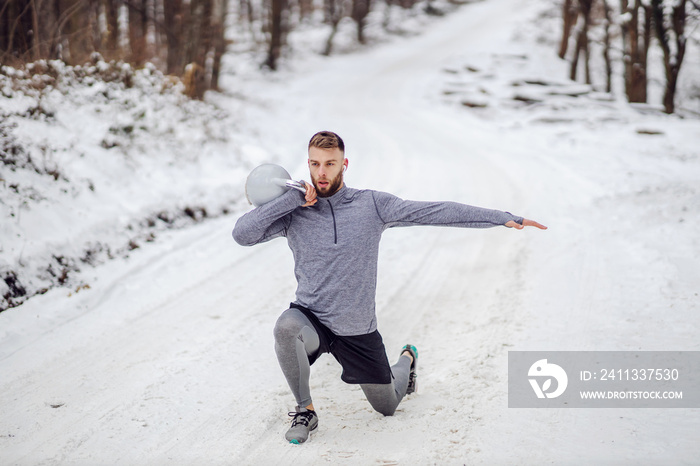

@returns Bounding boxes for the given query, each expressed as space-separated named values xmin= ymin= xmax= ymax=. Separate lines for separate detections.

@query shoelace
xmin=288 ymin=410 xmax=315 ymax=427
xmin=407 ymin=359 xmax=417 ymax=389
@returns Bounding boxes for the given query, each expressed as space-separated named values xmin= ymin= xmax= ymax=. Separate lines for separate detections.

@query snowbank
xmin=0 ymin=56 xmax=259 ymax=310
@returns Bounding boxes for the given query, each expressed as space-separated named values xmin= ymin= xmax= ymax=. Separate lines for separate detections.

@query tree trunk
xmin=352 ymin=0 xmax=371 ymax=45
xmin=570 ymin=0 xmax=592 ymax=84
xmin=264 ymin=0 xmax=287 ymax=70
xmin=198 ymin=0 xmax=213 ymax=93
xmin=298 ymin=0 xmax=312 ymax=20
xmin=621 ymin=0 xmax=648 ymax=103
xmin=34 ymin=0 xmax=58 ymax=58
xmin=128 ymin=0 xmax=147 ymax=65
xmin=323 ymin=0 xmax=343 ymax=56
xmin=31 ymin=0 xmax=41 ymax=60
xmin=210 ymin=0 xmax=228 ymax=91
xmin=239 ymin=0 xmax=257 ymax=39
xmin=163 ymin=0 xmax=184 ymax=74
xmin=50 ymin=0 xmax=63 ymax=58
xmin=184 ymin=0 xmax=201 ymax=66
xmin=104 ymin=0 xmax=120 ymax=56
xmin=323 ymin=20 xmax=339 ymax=56
xmin=602 ymin=0 xmax=612 ymax=93
xmin=66 ymin=0 xmax=92 ymax=64
xmin=651 ymin=0 xmax=688 ymax=114
xmin=559 ymin=0 xmax=579 ymax=59
xmin=181 ymin=0 xmax=213 ymax=97
xmin=88 ymin=0 xmax=100 ymax=56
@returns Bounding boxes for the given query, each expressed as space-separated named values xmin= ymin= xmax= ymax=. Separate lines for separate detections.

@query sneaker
xmin=401 ymin=344 xmax=418 ymax=394
xmin=285 ymin=407 xmax=318 ymax=444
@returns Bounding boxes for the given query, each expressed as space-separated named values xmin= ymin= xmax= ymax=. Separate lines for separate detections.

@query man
xmin=232 ymin=131 xmax=546 ymax=444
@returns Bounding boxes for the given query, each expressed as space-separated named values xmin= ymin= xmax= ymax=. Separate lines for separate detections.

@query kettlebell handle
xmin=283 ymin=179 xmax=307 ymax=193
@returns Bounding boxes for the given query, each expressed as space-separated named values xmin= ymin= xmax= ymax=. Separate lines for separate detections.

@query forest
xmin=1 ymin=0 xmax=699 ymax=107
xmin=560 ymin=0 xmax=700 ymax=113
xmin=0 ymin=0 xmax=436 ymax=99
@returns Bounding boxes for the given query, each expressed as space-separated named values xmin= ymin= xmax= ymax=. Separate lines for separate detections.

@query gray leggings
xmin=273 ymin=308 xmax=412 ymax=416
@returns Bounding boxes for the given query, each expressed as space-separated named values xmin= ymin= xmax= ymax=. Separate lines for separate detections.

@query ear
xmin=343 ymin=158 xmax=348 ymax=171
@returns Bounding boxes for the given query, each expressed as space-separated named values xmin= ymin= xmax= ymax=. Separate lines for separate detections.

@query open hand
xmin=505 ymin=218 xmax=547 ymax=230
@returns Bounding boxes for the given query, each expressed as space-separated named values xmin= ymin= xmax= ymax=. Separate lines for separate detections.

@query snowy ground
xmin=2 ymin=0 xmax=700 ymax=464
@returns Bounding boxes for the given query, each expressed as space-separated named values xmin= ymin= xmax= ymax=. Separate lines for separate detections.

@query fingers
xmin=523 ymin=219 xmax=548 ymax=230
xmin=301 ymin=181 xmax=317 ymax=207
xmin=505 ymin=219 xmax=547 ymax=230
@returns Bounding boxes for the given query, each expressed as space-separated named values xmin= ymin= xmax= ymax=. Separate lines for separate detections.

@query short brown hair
xmin=308 ymin=131 xmax=345 ymax=153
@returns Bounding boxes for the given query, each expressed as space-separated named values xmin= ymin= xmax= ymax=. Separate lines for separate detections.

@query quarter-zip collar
xmin=320 ymin=183 xmax=348 ymax=206
xmin=319 ymin=184 xmax=347 ymax=244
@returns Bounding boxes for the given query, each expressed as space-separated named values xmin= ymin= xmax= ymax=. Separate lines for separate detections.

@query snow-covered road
xmin=2 ymin=0 xmax=699 ymax=463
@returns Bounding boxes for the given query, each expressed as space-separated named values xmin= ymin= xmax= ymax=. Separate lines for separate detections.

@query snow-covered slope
xmin=0 ymin=58 xmax=267 ymax=310
xmin=1 ymin=0 xmax=699 ymax=464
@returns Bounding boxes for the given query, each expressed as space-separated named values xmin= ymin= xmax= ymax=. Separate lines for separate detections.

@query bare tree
xmin=651 ymin=0 xmax=689 ymax=113
xmin=163 ymin=0 xmax=185 ymax=74
xmin=559 ymin=0 xmax=580 ymax=59
xmin=125 ymin=0 xmax=149 ymax=65
xmin=570 ymin=0 xmax=594 ymax=83
xmin=210 ymin=0 xmax=228 ymax=91
xmin=601 ymin=0 xmax=613 ymax=92
xmin=65 ymin=0 xmax=95 ymax=64
xmin=263 ymin=0 xmax=288 ymax=69
xmin=620 ymin=0 xmax=651 ymax=103
xmin=323 ymin=0 xmax=344 ymax=56
xmin=104 ymin=0 xmax=121 ymax=57
xmin=352 ymin=0 xmax=371 ymax=44
xmin=298 ymin=0 xmax=313 ymax=20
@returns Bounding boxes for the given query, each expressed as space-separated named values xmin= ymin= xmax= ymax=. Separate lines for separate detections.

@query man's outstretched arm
xmin=505 ymin=219 xmax=548 ymax=230
xmin=372 ymin=190 xmax=536 ymax=229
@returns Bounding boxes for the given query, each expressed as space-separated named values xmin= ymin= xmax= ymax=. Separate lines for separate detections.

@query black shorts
xmin=290 ymin=303 xmax=393 ymax=385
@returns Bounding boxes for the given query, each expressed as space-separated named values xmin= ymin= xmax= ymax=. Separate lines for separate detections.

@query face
xmin=308 ymin=146 xmax=348 ymax=198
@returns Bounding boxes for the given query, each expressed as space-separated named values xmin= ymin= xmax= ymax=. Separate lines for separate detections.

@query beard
xmin=312 ymin=171 xmax=344 ymax=198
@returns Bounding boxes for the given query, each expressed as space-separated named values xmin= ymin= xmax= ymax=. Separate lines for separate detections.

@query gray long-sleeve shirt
xmin=232 ymin=185 xmax=523 ymax=336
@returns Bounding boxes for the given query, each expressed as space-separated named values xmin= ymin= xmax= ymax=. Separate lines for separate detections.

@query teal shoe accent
xmin=402 ymin=344 xmax=418 ymax=360
xmin=290 ymin=439 xmax=300 ymax=445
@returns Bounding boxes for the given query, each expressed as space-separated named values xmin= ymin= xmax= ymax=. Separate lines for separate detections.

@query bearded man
xmin=232 ymin=131 xmax=546 ymax=444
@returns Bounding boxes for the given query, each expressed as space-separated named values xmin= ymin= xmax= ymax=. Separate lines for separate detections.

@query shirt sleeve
xmin=232 ymin=188 xmax=306 ymax=246
xmin=371 ymin=190 xmax=523 ymax=229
